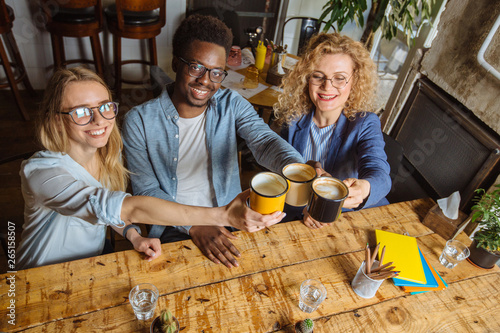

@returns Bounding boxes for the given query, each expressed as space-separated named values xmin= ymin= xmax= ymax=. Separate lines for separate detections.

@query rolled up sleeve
xmin=23 ymin=163 xmax=130 ymax=227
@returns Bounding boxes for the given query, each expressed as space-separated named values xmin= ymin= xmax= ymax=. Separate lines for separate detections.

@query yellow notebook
xmin=375 ymin=229 xmax=426 ymax=284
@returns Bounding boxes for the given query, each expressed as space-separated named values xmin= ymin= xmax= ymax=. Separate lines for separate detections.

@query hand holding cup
xmin=223 ymin=189 xmax=285 ymax=232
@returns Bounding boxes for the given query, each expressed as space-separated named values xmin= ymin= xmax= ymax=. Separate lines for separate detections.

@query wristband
xmin=122 ymin=224 xmax=142 ymax=240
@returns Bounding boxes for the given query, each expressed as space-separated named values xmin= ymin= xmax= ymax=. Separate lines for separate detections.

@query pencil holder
xmin=351 ymin=260 xmax=383 ymax=299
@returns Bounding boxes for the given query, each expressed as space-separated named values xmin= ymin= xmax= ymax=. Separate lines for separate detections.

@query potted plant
xmin=318 ymin=0 xmax=434 ymax=49
xmin=468 ymin=184 xmax=500 ymax=269
xmin=150 ymin=309 xmax=179 ymax=333
xmin=295 ymin=318 xmax=314 ymax=333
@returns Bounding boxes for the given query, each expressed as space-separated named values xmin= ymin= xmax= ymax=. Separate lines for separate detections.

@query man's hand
xmin=343 ymin=178 xmax=371 ymax=209
xmin=189 ymin=226 xmax=241 ymax=268
xmin=224 ymin=189 xmax=285 ymax=232
xmin=128 ymin=232 xmax=162 ymax=262
xmin=301 ymin=206 xmax=331 ymax=229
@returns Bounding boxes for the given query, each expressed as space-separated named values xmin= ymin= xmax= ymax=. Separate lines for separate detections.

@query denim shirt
xmin=281 ymin=111 xmax=391 ymax=209
xmin=17 ymin=151 xmax=129 ymax=269
xmin=122 ymin=86 xmax=304 ymax=237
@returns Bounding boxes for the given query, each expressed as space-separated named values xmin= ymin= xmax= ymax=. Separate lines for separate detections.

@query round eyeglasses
xmin=178 ymin=57 xmax=228 ymax=83
xmin=58 ymin=101 xmax=119 ymax=126
xmin=309 ymin=71 xmax=354 ymax=89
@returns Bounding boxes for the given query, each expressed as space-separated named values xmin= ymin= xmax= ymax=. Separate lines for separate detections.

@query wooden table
xmin=2 ymin=199 xmax=500 ymax=332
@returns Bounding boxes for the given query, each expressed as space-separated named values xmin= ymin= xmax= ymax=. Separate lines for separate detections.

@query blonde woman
xmin=16 ymin=67 xmax=284 ymax=269
xmin=274 ymin=33 xmax=391 ymax=229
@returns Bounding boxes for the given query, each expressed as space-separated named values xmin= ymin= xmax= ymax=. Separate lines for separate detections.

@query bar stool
xmin=41 ymin=0 xmax=105 ymax=77
xmin=0 ymin=0 xmax=35 ymax=121
xmin=105 ymin=0 xmax=166 ymax=99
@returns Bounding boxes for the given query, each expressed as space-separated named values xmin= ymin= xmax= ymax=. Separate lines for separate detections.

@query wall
xmin=384 ymin=0 xmax=500 ymax=135
xmin=5 ymin=0 xmax=186 ymax=89
xmin=420 ymin=0 xmax=500 ymax=134
xmin=6 ymin=0 xmax=365 ymax=88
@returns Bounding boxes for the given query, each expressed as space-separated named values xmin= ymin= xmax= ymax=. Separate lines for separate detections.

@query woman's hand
xmin=306 ymin=160 xmax=332 ymax=177
xmin=127 ymin=230 xmax=162 ymax=261
xmin=301 ymin=206 xmax=331 ymax=229
xmin=223 ymin=189 xmax=286 ymax=232
xmin=342 ymin=178 xmax=371 ymax=209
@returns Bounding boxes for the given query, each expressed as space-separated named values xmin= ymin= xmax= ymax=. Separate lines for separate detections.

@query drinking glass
xmin=299 ymin=279 xmax=327 ymax=313
xmin=243 ymin=65 xmax=259 ymax=89
xmin=439 ymin=239 xmax=470 ymax=269
xmin=129 ymin=283 xmax=159 ymax=320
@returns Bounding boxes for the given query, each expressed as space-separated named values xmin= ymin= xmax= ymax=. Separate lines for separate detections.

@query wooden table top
xmin=2 ymin=198 xmax=500 ymax=332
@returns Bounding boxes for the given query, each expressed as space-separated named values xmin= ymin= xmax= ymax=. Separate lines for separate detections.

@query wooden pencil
xmin=365 ymin=243 xmax=371 ymax=274
xmin=370 ymin=262 xmax=394 ymax=273
xmin=371 ymin=242 xmax=380 ymax=267
xmin=379 ymin=245 xmax=386 ymax=266
xmin=372 ymin=272 xmax=399 ymax=280
xmin=370 ymin=271 xmax=400 ymax=280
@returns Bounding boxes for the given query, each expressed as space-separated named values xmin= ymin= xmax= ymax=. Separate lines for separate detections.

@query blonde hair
xmin=274 ymin=33 xmax=377 ymax=127
xmin=38 ymin=67 xmax=128 ymax=191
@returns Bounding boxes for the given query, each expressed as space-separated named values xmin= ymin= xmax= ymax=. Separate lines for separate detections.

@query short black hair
xmin=173 ymin=14 xmax=233 ymax=59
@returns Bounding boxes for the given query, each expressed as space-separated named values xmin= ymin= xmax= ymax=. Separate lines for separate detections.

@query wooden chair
xmin=0 ymin=1 xmax=35 ymax=121
xmin=0 ymin=151 xmax=36 ymax=263
xmin=105 ymin=0 xmax=166 ymax=99
xmin=41 ymin=0 xmax=105 ymax=77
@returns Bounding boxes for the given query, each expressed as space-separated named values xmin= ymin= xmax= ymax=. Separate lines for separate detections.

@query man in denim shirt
xmin=122 ymin=15 xmax=304 ymax=268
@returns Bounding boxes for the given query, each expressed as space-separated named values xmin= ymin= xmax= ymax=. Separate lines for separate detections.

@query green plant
xmin=471 ymin=184 xmax=500 ymax=254
xmin=159 ymin=310 xmax=177 ymax=333
xmin=297 ymin=318 xmax=314 ymax=333
xmin=319 ymin=0 xmax=435 ymax=49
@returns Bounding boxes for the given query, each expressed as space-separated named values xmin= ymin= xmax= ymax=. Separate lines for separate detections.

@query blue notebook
xmin=393 ymin=248 xmax=438 ymax=287
xmin=410 ymin=266 xmax=449 ymax=295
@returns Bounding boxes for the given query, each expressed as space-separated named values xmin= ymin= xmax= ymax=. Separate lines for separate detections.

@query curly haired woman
xmin=274 ymin=33 xmax=391 ymax=229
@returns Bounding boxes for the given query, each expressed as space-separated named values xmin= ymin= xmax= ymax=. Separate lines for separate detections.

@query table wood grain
xmin=2 ymin=199 xmax=499 ymax=332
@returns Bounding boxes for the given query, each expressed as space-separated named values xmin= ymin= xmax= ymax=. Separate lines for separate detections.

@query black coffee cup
xmin=307 ymin=177 xmax=349 ymax=223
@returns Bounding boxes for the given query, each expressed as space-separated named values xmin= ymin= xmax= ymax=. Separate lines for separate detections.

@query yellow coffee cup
xmin=249 ymin=172 xmax=289 ymax=214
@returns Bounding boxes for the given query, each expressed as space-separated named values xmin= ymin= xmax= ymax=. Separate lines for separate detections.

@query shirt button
xmin=175 ymin=134 xmax=179 ymax=138
xmin=172 ymin=177 xmax=176 ymax=181
xmin=174 ymin=115 xmax=178 ymax=119
xmin=173 ymin=157 xmax=177 ymax=161
xmin=172 ymin=196 xmax=175 ymax=199
xmin=167 ymin=115 xmax=170 ymax=119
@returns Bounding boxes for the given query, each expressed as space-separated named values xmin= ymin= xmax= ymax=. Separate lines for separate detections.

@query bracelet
xmin=122 ymin=224 xmax=142 ymax=240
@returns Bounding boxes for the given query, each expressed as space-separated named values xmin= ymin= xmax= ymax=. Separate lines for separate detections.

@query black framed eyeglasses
xmin=58 ymin=101 xmax=119 ymax=126
xmin=178 ymin=57 xmax=228 ymax=83
xmin=309 ymin=71 xmax=354 ymax=89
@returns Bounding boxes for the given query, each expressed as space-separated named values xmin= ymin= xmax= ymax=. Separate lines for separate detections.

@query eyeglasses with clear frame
xmin=58 ymin=101 xmax=119 ymax=126
xmin=178 ymin=57 xmax=228 ymax=83
xmin=309 ymin=71 xmax=354 ymax=89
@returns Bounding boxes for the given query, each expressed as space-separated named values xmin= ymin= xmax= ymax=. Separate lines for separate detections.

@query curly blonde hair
xmin=274 ymin=33 xmax=377 ymax=127
xmin=38 ymin=67 xmax=128 ymax=192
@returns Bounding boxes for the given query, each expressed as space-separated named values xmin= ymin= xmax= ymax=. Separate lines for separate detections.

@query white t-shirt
xmin=176 ymin=110 xmax=215 ymax=208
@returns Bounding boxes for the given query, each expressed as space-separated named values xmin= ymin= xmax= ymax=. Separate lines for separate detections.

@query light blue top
xmin=281 ymin=111 xmax=391 ymax=209
xmin=122 ymin=86 xmax=304 ymax=237
xmin=303 ymin=122 xmax=336 ymax=162
xmin=16 ymin=151 xmax=129 ymax=269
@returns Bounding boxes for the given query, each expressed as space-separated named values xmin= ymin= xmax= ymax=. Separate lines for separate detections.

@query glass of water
xmin=439 ymin=239 xmax=470 ymax=269
xmin=129 ymin=283 xmax=159 ymax=320
xmin=299 ymin=279 xmax=327 ymax=313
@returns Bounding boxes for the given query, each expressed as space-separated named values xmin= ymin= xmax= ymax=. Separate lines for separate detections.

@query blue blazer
xmin=281 ymin=111 xmax=391 ymax=209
